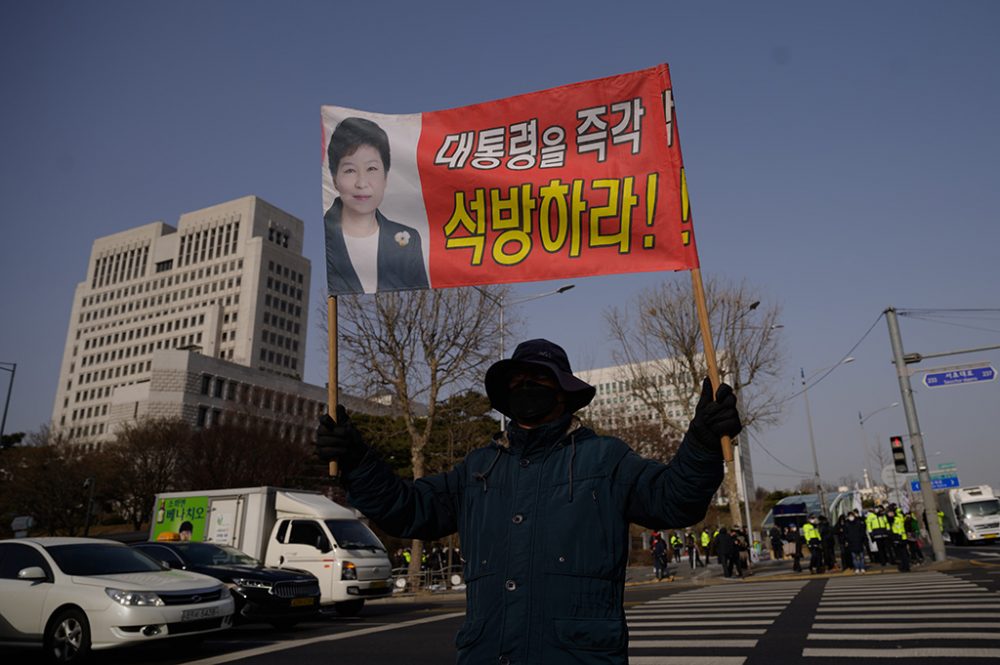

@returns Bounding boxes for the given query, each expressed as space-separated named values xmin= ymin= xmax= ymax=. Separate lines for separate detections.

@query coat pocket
xmin=551 ymin=617 xmax=626 ymax=651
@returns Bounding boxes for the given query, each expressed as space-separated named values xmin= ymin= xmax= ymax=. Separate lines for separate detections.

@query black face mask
xmin=508 ymin=381 xmax=559 ymax=424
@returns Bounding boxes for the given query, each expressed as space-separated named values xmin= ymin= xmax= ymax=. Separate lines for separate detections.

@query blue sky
xmin=2 ymin=1 xmax=998 ymax=490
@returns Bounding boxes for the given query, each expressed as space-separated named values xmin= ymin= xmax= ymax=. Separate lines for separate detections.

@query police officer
xmin=803 ymin=515 xmax=825 ymax=573
xmin=889 ymin=507 xmax=911 ymax=572
xmin=867 ymin=505 xmax=892 ymax=566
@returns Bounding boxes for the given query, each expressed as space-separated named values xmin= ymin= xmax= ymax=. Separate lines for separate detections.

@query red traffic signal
xmin=890 ymin=435 xmax=908 ymax=473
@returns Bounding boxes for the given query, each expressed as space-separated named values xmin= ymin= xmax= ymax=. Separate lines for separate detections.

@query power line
xmin=743 ymin=428 xmax=811 ymax=476
xmin=898 ymin=313 xmax=1000 ymax=335
xmin=778 ymin=311 xmax=886 ymax=405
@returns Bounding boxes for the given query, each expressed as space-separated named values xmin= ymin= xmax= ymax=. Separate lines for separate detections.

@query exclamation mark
xmin=680 ymin=168 xmax=691 ymax=246
xmin=643 ymin=173 xmax=658 ymax=249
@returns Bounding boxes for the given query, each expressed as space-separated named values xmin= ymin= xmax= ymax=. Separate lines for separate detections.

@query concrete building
xmin=576 ymin=358 xmax=755 ymax=503
xmin=51 ymin=196 xmax=314 ymax=447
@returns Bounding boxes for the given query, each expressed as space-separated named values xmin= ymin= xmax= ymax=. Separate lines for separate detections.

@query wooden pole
xmin=327 ymin=295 xmax=339 ymax=477
xmin=689 ymin=267 xmax=734 ymax=463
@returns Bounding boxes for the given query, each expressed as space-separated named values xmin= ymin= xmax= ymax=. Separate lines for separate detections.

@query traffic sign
xmin=911 ymin=473 xmax=960 ymax=491
xmin=937 ymin=462 xmax=956 ymax=470
xmin=923 ymin=364 xmax=996 ymax=388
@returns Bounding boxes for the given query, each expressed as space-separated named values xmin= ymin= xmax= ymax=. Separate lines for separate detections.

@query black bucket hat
xmin=485 ymin=338 xmax=596 ymax=417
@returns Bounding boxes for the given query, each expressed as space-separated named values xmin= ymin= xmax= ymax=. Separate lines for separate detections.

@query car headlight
xmin=105 ymin=588 xmax=165 ymax=607
xmin=232 ymin=577 xmax=273 ymax=591
xmin=342 ymin=561 xmax=357 ymax=580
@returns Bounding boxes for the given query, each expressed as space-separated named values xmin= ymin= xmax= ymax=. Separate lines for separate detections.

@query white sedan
xmin=0 ymin=537 xmax=235 ymax=663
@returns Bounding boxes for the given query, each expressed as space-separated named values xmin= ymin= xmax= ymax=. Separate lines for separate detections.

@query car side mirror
xmin=316 ymin=535 xmax=332 ymax=553
xmin=17 ymin=566 xmax=47 ymax=581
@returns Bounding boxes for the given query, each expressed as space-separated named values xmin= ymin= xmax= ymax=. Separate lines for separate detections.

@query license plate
xmin=369 ymin=580 xmax=388 ymax=589
xmin=290 ymin=597 xmax=316 ymax=607
xmin=983 ymin=534 xmax=998 ymax=539
xmin=181 ymin=607 xmax=219 ymax=621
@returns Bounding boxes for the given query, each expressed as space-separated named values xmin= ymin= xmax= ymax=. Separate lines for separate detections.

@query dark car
xmin=133 ymin=542 xmax=320 ymax=628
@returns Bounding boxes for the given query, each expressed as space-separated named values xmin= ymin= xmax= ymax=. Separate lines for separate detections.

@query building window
xmin=196 ymin=406 xmax=208 ymax=428
xmin=200 ymin=374 xmax=212 ymax=395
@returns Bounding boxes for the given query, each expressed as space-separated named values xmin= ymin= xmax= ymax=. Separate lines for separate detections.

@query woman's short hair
xmin=328 ymin=117 xmax=391 ymax=175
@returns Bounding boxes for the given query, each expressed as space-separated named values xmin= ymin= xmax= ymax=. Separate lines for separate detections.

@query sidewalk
xmin=626 ymin=553 xmax=969 ymax=587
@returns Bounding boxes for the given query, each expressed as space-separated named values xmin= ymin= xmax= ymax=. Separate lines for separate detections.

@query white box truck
xmin=934 ymin=485 xmax=1000 ymax=545
xmin=149 ymin=487 xmax=393 ymax=615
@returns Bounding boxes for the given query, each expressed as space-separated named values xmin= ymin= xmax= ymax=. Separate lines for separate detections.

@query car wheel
xmin=45 ymin=608 xmax=91 ymax=664
xmin=333 ymin=599 xmax=365 ymax=617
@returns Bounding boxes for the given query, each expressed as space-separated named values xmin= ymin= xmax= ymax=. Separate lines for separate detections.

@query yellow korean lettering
xmin=444 ymin=189 xmax=487 ymax=265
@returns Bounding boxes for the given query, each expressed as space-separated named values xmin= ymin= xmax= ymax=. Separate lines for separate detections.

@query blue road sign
xmin=923 ymin=365 xmax=996 ymax=388
xmin=911 ymin=474 xmax=960 ymax=491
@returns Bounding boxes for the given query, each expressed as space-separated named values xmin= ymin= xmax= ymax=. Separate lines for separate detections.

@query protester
xmin=651 ymin=532 xmax=670 ymax=581
xmin=714 ymin=526 xmax=737 ymax=578
xmin=316 ymin=339 xmax=741 ymax=664
xmin=787 ymin=523 xmax=803 ymax=572
xmin=844 ymin=510 xmax=868 ymax=574
xmin=769 ymin=524 xmax=784 ymax=561
xmin=685 ymin=529 xmax=703 ymax=569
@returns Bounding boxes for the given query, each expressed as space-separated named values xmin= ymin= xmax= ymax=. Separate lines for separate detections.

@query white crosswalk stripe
xmin=627 ymin=579 xmax=806 ymax=663
xmin=804 ymin=570 xmax=1000 ymax=660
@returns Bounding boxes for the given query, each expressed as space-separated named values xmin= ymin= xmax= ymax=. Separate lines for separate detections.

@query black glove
xmin=688 ymin=378 xmax=743 ymax=453
xmin=316 ymin=405 xmax=369 ymax=473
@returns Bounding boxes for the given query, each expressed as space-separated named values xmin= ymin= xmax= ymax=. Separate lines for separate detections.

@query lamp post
xmin=858 ymin=402 xmax=899 ymax=499
xmin=0 ymin=362 xmax=15 ymax=447
xmin=474 ymin=284 xmax=575 ymax=430
xmin=801 ymin=358 xmax=854 ymax=517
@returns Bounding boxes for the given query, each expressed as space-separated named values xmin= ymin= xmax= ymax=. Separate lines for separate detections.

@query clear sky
xmin=2 ymin=1 xmax=998 ymax=491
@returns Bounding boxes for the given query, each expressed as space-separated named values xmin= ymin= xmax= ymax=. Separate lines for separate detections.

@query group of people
xmin=768 ymin=503 xmax=925 ymax=575
xmin=650 ymin=524 xmax=754 ymax=580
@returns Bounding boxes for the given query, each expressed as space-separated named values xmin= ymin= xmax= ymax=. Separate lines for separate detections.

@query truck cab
xmin=939 ymin=485 xmax=1000 ymax=545
xmin=262 ymin=492 xmax=392 ymax=615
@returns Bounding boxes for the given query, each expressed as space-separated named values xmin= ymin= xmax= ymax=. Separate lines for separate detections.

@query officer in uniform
xmin=803 ymin=515 xmax=825 ymax=573
xmin=889 ymin=507 xmax=911 ymax=572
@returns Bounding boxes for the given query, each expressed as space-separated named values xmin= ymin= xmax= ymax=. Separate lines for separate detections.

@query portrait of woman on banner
xmin=323 ymin=116 xmax=429 ymax=295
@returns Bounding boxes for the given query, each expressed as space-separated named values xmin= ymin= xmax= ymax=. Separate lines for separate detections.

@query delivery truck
xmin=149 ymin=487 xmax=393 ymax=615
xmin=934 ymin=484 xmax=1000 ymax=545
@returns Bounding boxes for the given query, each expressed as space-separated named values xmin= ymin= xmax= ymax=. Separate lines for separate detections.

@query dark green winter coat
xmin=343 ymin=418 xmax=724 ymax=665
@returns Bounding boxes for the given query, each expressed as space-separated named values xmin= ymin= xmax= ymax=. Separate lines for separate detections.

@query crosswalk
xmin=805 ymin=570 xmax=1000 ymax=660
xmin=624 ymin=571 xmax=1000 ymax=663
xmin=626 ymin=579 xmax=806 ymax=664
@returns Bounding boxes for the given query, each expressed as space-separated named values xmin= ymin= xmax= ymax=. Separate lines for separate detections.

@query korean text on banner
xmin=321 ymin=64 xmax=698 ymax=296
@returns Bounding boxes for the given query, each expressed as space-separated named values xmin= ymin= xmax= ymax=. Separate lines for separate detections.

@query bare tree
xmin=604 ymin=275 xmax=785 ymax=526
xmin=105 ymin=418 xmax=190 ymax=530
xmin=332 ymin=287 xmax=506 ymax=578
xmin=0 ymin=425 xmax=110 ymax=536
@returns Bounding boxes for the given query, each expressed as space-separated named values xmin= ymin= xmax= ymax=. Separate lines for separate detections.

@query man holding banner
xmin=318 ymin=64 xmax=743 ymax=663
xmin=317 ymin=339 xmax=740 ymax=663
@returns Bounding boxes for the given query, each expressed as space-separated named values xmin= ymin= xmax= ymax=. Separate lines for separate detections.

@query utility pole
xmin=884 ymin=307 xmax=946 ymax=562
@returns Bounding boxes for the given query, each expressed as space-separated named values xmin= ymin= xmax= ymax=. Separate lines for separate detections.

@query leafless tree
xmin=604 ymin=275 xmax=785 ymax=526
xmin=0 ymin=425 xmax=110 ymax=536
xmin=330 ymin=287 xmax=506 ymax=578
xmin=105 ymin=418 xmax=190 ymax=530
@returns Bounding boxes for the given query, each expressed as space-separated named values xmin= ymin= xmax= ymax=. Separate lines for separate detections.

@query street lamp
xmin=474 ymin=284 xmax=576 ymax=430
xmin=801 ymin=357 xmax=855 ymax=517
xmin=0 ymin=362 xmax=15 ymax=447
xmin=858 ymin=402 xmax=900 ymax=498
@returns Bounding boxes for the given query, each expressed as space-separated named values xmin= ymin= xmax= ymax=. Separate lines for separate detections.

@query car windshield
xmin=963 ymin=499 xmax=1000 ymax=518
xmin=47 ymin=543 xmax=164 ymax=575
xmin=325 ymin=519 xmax=385 ymax=550
xmin=172 ymin=543 xmax=261 ymax=566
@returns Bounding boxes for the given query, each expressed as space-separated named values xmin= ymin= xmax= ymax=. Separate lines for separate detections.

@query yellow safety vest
xmin=892 ymin=515 xmax=907 ymax=540
xmin=701 ymin=531 xmax=710 ymax=547
xmin=803 ymin=522 xmax=820 ymax=543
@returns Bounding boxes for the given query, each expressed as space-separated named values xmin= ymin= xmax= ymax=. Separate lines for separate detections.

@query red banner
xmin=321 ymin=64 xmax=697 ymax=296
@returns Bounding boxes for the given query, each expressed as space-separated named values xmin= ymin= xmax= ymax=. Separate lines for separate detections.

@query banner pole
xmin=690 ymin=267 xmax=734 ymax=463
xmin=327 ymin=295 xmax=339 ymax=477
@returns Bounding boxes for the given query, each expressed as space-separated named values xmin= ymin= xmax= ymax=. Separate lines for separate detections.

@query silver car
xmin=0 ymin=537 xmax=234 ymax=663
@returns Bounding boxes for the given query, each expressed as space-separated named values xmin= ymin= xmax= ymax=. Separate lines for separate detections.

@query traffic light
xmin=890 ymin=435 xmax=908 ymax=473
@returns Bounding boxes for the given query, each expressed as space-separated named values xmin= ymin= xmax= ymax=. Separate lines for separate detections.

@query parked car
xmin=0 ymin=537 xmax=234 ymax=663
xmin=132 ymin=541 xmax=320 ymax=628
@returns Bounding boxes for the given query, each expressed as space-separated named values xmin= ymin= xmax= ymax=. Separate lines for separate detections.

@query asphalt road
xmin=5 ymin=545 xmax=999 ymax=664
